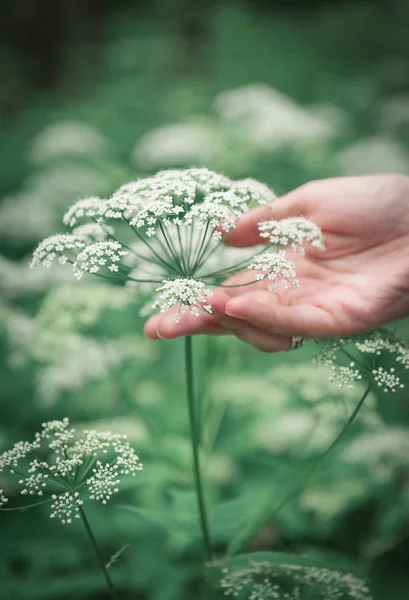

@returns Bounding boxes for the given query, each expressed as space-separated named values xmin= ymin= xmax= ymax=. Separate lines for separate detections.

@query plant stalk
xmin=184 ymin=335 xmax=212 ymax=561
xmin=79 ymin=505 xmax=119 ymax=600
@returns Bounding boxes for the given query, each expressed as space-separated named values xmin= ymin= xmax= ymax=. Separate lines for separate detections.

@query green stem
xmin=79 ymin=505 xmax=119 ymax=600
xmin=184 ymin=336 xmax=212 ymax=561
xmin=228 ymin=385 xmax=372 ymax=557
xmin=275 ymin=386 xmax=371 ymax=511
xmin=0 ymin=498 xmax=52 ymax=512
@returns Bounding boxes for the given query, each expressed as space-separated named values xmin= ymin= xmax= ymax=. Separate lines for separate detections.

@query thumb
xmin=225 ymin=187 xmax=308 ymax=248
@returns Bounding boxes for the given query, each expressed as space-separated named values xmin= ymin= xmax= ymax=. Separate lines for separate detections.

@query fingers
xmin=214 ymin=311 xmax=291 ymax=353
xmin=224 ymin=290 xmax=336 ymax=338
xmin=144 ymin=291 xmax=232 ymax=340
xmin=225 ymin=186 xmax=310 ymax=248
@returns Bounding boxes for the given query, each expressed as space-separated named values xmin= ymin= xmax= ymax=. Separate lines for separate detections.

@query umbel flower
xmin=31 ymin=168 xmax=324 ymax=322
xmin=0 ymin=418 xmax=143 ymax=524
xmin=315 ymin=329 xmax=409 ymax=393
xmin=220 ymin=559 xmax=371 ymax=600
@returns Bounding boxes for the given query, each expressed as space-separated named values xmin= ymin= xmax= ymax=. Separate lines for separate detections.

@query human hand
xmin=144 ymin=174 xmax=409 ymax=352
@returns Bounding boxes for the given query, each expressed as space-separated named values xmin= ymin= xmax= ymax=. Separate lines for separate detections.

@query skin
xmin=144 ymin=174 xmax=409 ymax=353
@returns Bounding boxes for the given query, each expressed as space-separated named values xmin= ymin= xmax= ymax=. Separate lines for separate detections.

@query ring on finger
xmin=287 ymin=335 xmax=305 ymax=351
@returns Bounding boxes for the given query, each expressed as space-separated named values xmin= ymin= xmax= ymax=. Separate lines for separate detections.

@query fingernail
xmin=225 ymin=299 xmax=241 ymax=317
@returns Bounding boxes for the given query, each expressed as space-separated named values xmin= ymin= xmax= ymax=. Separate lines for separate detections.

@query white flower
xmin=32 ymin=168 xmax=323 ymax=323
xmin=315 ymin=331 xmax=409 ymax=391
xmin=0 ymin=440 xmax=40 ymax=471
xmin=0 ymin=489 xmax=8 ymax=507
xmin=29 ymin=121 xmax=111 ymax=165
xmin=259 ymin=217 xmax=325 ymax=254
xmin=334 ymin=136 xmax=409 ymax=176
xmin=232 ymin=178 xmax=277 ymax=205
xmin=220 ymin=560 xmax=371 ymax=600
xmin=371 ymin=366 xmax=404 ymax=394
xmin=73 ymin=241 xmax=128 ymax=279
xmin=87 ymin=462 xmax=120 ymax=504
xmin=248 ymin=250 xmax=298 ymax=292
xmin=0 ymin=418 xmax=143 ymax=524
xmin=50 ymin=491 xmax=83 ymax=525
xmin=344 ymin=428 xmax=409 ymax=483
xmin=131 ymin=122 xmax=221 ymax=169
xmin=30 ymin=234 xmax=87 ymax=269
xmin=73 ymin=223 xmax=114 ymax=241
xmin=215 ymin=83 xmax=343 ymax=151
xmin=152 ymin=278 xmax=212 ymax=322
xmin=63 ymin=196 xmax=106 ymax=228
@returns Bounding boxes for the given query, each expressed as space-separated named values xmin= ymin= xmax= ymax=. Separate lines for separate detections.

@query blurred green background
xmin=1 ymin=0 xmax=409 ymax=598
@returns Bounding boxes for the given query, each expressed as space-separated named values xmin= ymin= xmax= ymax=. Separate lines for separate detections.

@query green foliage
xmin=1 ymin=1 xmax=409 ymax=599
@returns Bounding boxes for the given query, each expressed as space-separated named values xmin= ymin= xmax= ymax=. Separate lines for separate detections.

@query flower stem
xmin=184 ymin=335 xmax=212 ymax=561
xmin=227 ymin=384 xmax=372 ymax=557
xmin=269 ymin=384 xmax=372 ymax=517
xmin=79 ymin=505 xmax=119 ymax=600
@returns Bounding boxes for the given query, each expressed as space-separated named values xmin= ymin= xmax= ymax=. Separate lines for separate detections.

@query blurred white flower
xmin=215 ymin=83 xmax=344 ymax=151
xmin=205 ymin=453 xmax=237 ymax=484
xmin=334 ymin=136 xmax=409 ymax=176
xmin=0 ymin=255 xmax=73 ymax=300
xmin=0 ymin=192 xmax=55 ymax=245
xmin=300 ymin=479 xmax=371 ymax=522
xmin=380 ymin=94 xmax=409 ymax=131
xmin=29 ymin=121 xmax=111 ymax=165
xmin=35 ymin=282 xmax=138 ymax=331
xmin=132 ymin=121 xmax=221 ymax=170
xmin=221 ymin=559 xmax=371 ymax=600
xmin=344 ymin=428 xmax=409 ymax=483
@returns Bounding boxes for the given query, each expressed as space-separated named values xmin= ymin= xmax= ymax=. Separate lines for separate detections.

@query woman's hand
xmin=144 ymin=174 xmax=409 ymax=352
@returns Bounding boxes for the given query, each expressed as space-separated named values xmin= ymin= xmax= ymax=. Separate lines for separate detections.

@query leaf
xmin=118 ymin=504 xmax=200 ymax=537
xmin=209 ymin=491 xmax=264 ymax=542
xmin=105 ymin=543 xmax=131 ymax=570
xmin=226 ymin=386 xmax=372 ymax=557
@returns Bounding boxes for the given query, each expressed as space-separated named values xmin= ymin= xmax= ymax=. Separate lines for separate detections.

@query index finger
xmin=224 ymin=186 xmax=308 ymax=247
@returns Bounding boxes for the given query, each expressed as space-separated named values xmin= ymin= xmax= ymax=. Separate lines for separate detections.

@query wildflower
xmin=220 ymin=559 xmax=371 ymax=600
xmin=32 ymin=168 xmax=322 ymax=321
xmin=152 ymin=279 xmax=213 ymax=323
xmin=29 ymin=121 xmax=111 ymax=165
xmin=371 ymin=366 xmax=404 ymax=394
xmin=0 ymin=418 xmax=142 ymax=523
xmin=72 ymin=223 xmax=114 ymax=241
xmin=63 ymin=197 xmax=106 ymax=228
xmin=0 ymin=489 xmax=8 ymax=507
xmin=344 ymin=427 xmax=409 ymax=483
xmin=315 ymin=330 xmax=409 ymax=392
xmin=247 ymin=250 xmax=298 ymax=292
xmin=214 ymin=83 xmax=344 ymax=151
xmin=31 ymin=234 xmax=87 ymax=268
xmin=131 ymin=122 xmax=221 ymax=170
xmin=258 ymin=217 xmax=325 ymax=254
xmin=73 ymin=240 xmax=128 ymax=279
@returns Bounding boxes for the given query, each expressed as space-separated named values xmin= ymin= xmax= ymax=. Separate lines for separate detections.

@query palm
xmin=145 ymin=174 xmax=409 ymax=344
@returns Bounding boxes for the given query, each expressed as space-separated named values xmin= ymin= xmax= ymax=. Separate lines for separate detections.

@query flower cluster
xmin=220 ymin=559 xmax=371 ymax=600
xmin=315 ymin=330 xmax=409 ymax=393
xmin=258 ymin=217 xmax=325 ymax=255
xmin=152 ymin=278 xmax=213 ymax=322
xmin=247 ymin=250 xmax=298 ymax=292
xmin=73 ymin=240 xmax=128 ymax=279
xmin=0 ymin=418 xmax=143 ymax=524
xmin=31 ymin=168 xmax=323 ymax=321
